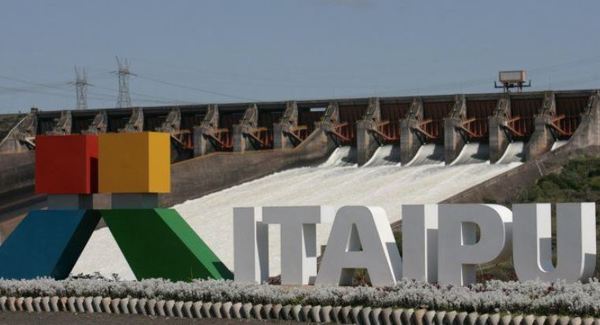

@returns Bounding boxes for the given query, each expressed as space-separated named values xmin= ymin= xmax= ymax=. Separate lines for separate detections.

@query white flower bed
xmin=0 ymin=278 xmax=599 ymax=317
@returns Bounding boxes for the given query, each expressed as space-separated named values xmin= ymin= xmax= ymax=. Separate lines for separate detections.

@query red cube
xmin=35 ymin=135 xmax=98 ymax=194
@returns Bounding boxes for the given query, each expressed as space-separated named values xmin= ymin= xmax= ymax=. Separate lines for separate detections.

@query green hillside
xmin=518 ymin=157 xmax=600 ymax=209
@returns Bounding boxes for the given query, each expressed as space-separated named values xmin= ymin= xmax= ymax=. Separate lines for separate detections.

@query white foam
xmin=364 ymin=145 xmax=400 ymax=167
xmin=405 ymin=144 xmax=444 ymax=166
xmin=496 ymin=141 xmax=526 ymax=164
xmin=450 ymin=143 xmax=489 ymax=166
xmin=320 ymin=146 xmax=357 ymax=167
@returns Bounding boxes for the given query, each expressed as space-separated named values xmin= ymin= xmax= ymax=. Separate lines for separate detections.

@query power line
xmin=0 ymin=74 xmax=72 ymax=92
xmin=90 ymin=84 xmax=196 ymax=105
xmin=0 ymin=84 xmax=61 ymax=95
xmin=0 ymin=73 xmax=118 ymax=104
xmin=0 ymin=72 xmax=193 ymax=108
xmin=135 ymin=74 xmax=259 ymax=102
xmin=0 ymin=73 xmax=114 ymax=104
xmin=0 ymin=83 xmax=113 ymax=102
xmin=2 ymin=53 xmax=600 ymax=112
xmin=129 ymin=57 xmax=339 ymax=89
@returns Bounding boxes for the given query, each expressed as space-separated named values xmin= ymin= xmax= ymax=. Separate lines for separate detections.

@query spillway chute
xmin=496 ymin=141 xmax=525 ymax=164
xmin=320 ymin=146 xmax=357 ymax=167
xmin=364 ymin=145 xmax=401 ymax=167
xmin=405 ymin=144 xmax=444 ymax=167
xmin=449 ymin=143 xmax=489 ymax=166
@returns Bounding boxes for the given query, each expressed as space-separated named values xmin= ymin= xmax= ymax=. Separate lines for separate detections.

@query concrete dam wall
xmin=0 ymin=89 xmax=596 ymax=163
xmin=1 ymin=89 xmax=596 ymax=208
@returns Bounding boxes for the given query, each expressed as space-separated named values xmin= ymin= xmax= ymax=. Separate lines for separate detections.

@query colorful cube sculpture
xmin=98 ymin=132 xmax=170 ymax=193
xmin=102 ymin=209 xmax=232 ymax=281
xmin=35 ymin=135 xmax=98 ymax=194
xmin=0 ymin=131 xmax=231 ymax=282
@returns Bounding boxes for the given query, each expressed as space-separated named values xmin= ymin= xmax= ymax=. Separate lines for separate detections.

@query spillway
xmin=450 ymin=143 xmax=489 ymax=165
xmin=321 ymin=146 xmax=357 ymax=167
xmin=72 ymin=145 xmax=522 ymax=280
xmin=496 ymin=141 xmax=526 ymax=164
xmin=406 ymin=144 xmax=444 ymax=166
xmin=364 ymin=145 xmax=400 ymax=167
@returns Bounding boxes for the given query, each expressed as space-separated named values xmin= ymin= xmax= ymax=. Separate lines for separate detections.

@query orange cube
xmin=98 ymin=132 xmax=170 ymax=193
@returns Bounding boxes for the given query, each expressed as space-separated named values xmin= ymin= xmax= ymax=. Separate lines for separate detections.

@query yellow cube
xmin=99 ymin=132 xmax=170 ymax=193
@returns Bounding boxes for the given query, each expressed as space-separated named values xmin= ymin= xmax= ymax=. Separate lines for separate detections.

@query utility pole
xmin=72 ymin=66 xmax=89 ymax=110
xmin=115 ymin=57 xmax=134 ymax=108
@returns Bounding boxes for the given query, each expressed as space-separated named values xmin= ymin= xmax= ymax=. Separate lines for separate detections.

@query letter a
xmin=315 ymin=206 xmax=401 ymax=286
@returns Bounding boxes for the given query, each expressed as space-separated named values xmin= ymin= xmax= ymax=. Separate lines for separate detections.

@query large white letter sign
xmin=438 ymin=204 xmax=512 ymax=286
xmin=262 ymin=206 xmax=333 ymax=285
xmin=315 ymin=206 xmax=402 ymax=287
xmin=402 ymin=204 xmax=438 ymax=283
xmin=233 ymin=207 xmax=269 ymax=283
xmin=513 ymin=203 xmax=596 ymax=282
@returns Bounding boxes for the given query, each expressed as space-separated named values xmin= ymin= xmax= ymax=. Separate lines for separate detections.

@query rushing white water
xmin=450 ymin=143 xmax=489 ymax=165
xmin=405 ymin=144 xmax=444 ymax=166
xmin=496 ymin=141 xmax=526 ymax=164
xmin=72 ymin=144 xmax=522 ymax=280
xmin=321 ymin=146 xmax=357 ymax=167
xmin=364 ymin=145 xmax=400 ymax=167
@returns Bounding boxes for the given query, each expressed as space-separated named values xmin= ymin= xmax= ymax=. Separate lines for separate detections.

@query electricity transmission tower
xmin=115 ymin=57 xmax=134 ymax=108
xmin=72 ymin=66 xmax=89 ymax=110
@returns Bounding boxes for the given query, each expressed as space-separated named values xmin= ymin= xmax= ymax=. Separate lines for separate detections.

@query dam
xmin=0 ymin=88 xmax=599 ymax=279
xmin=0 ymin=89 xmax=597 ymax=210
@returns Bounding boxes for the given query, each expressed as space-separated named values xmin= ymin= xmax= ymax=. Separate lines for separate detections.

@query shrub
xmin=1 ymin=278 xmax=600 ymax=317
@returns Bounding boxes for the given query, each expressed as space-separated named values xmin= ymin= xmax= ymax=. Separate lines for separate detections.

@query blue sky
xmin=0 ymin=0 xmax=599 ymax=113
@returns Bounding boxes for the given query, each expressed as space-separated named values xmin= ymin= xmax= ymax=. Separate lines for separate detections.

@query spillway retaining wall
xmin=0 ymin=152 xmax=35 ymax=198
xmin=161 ymin=129 xmax=334 ymax=207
